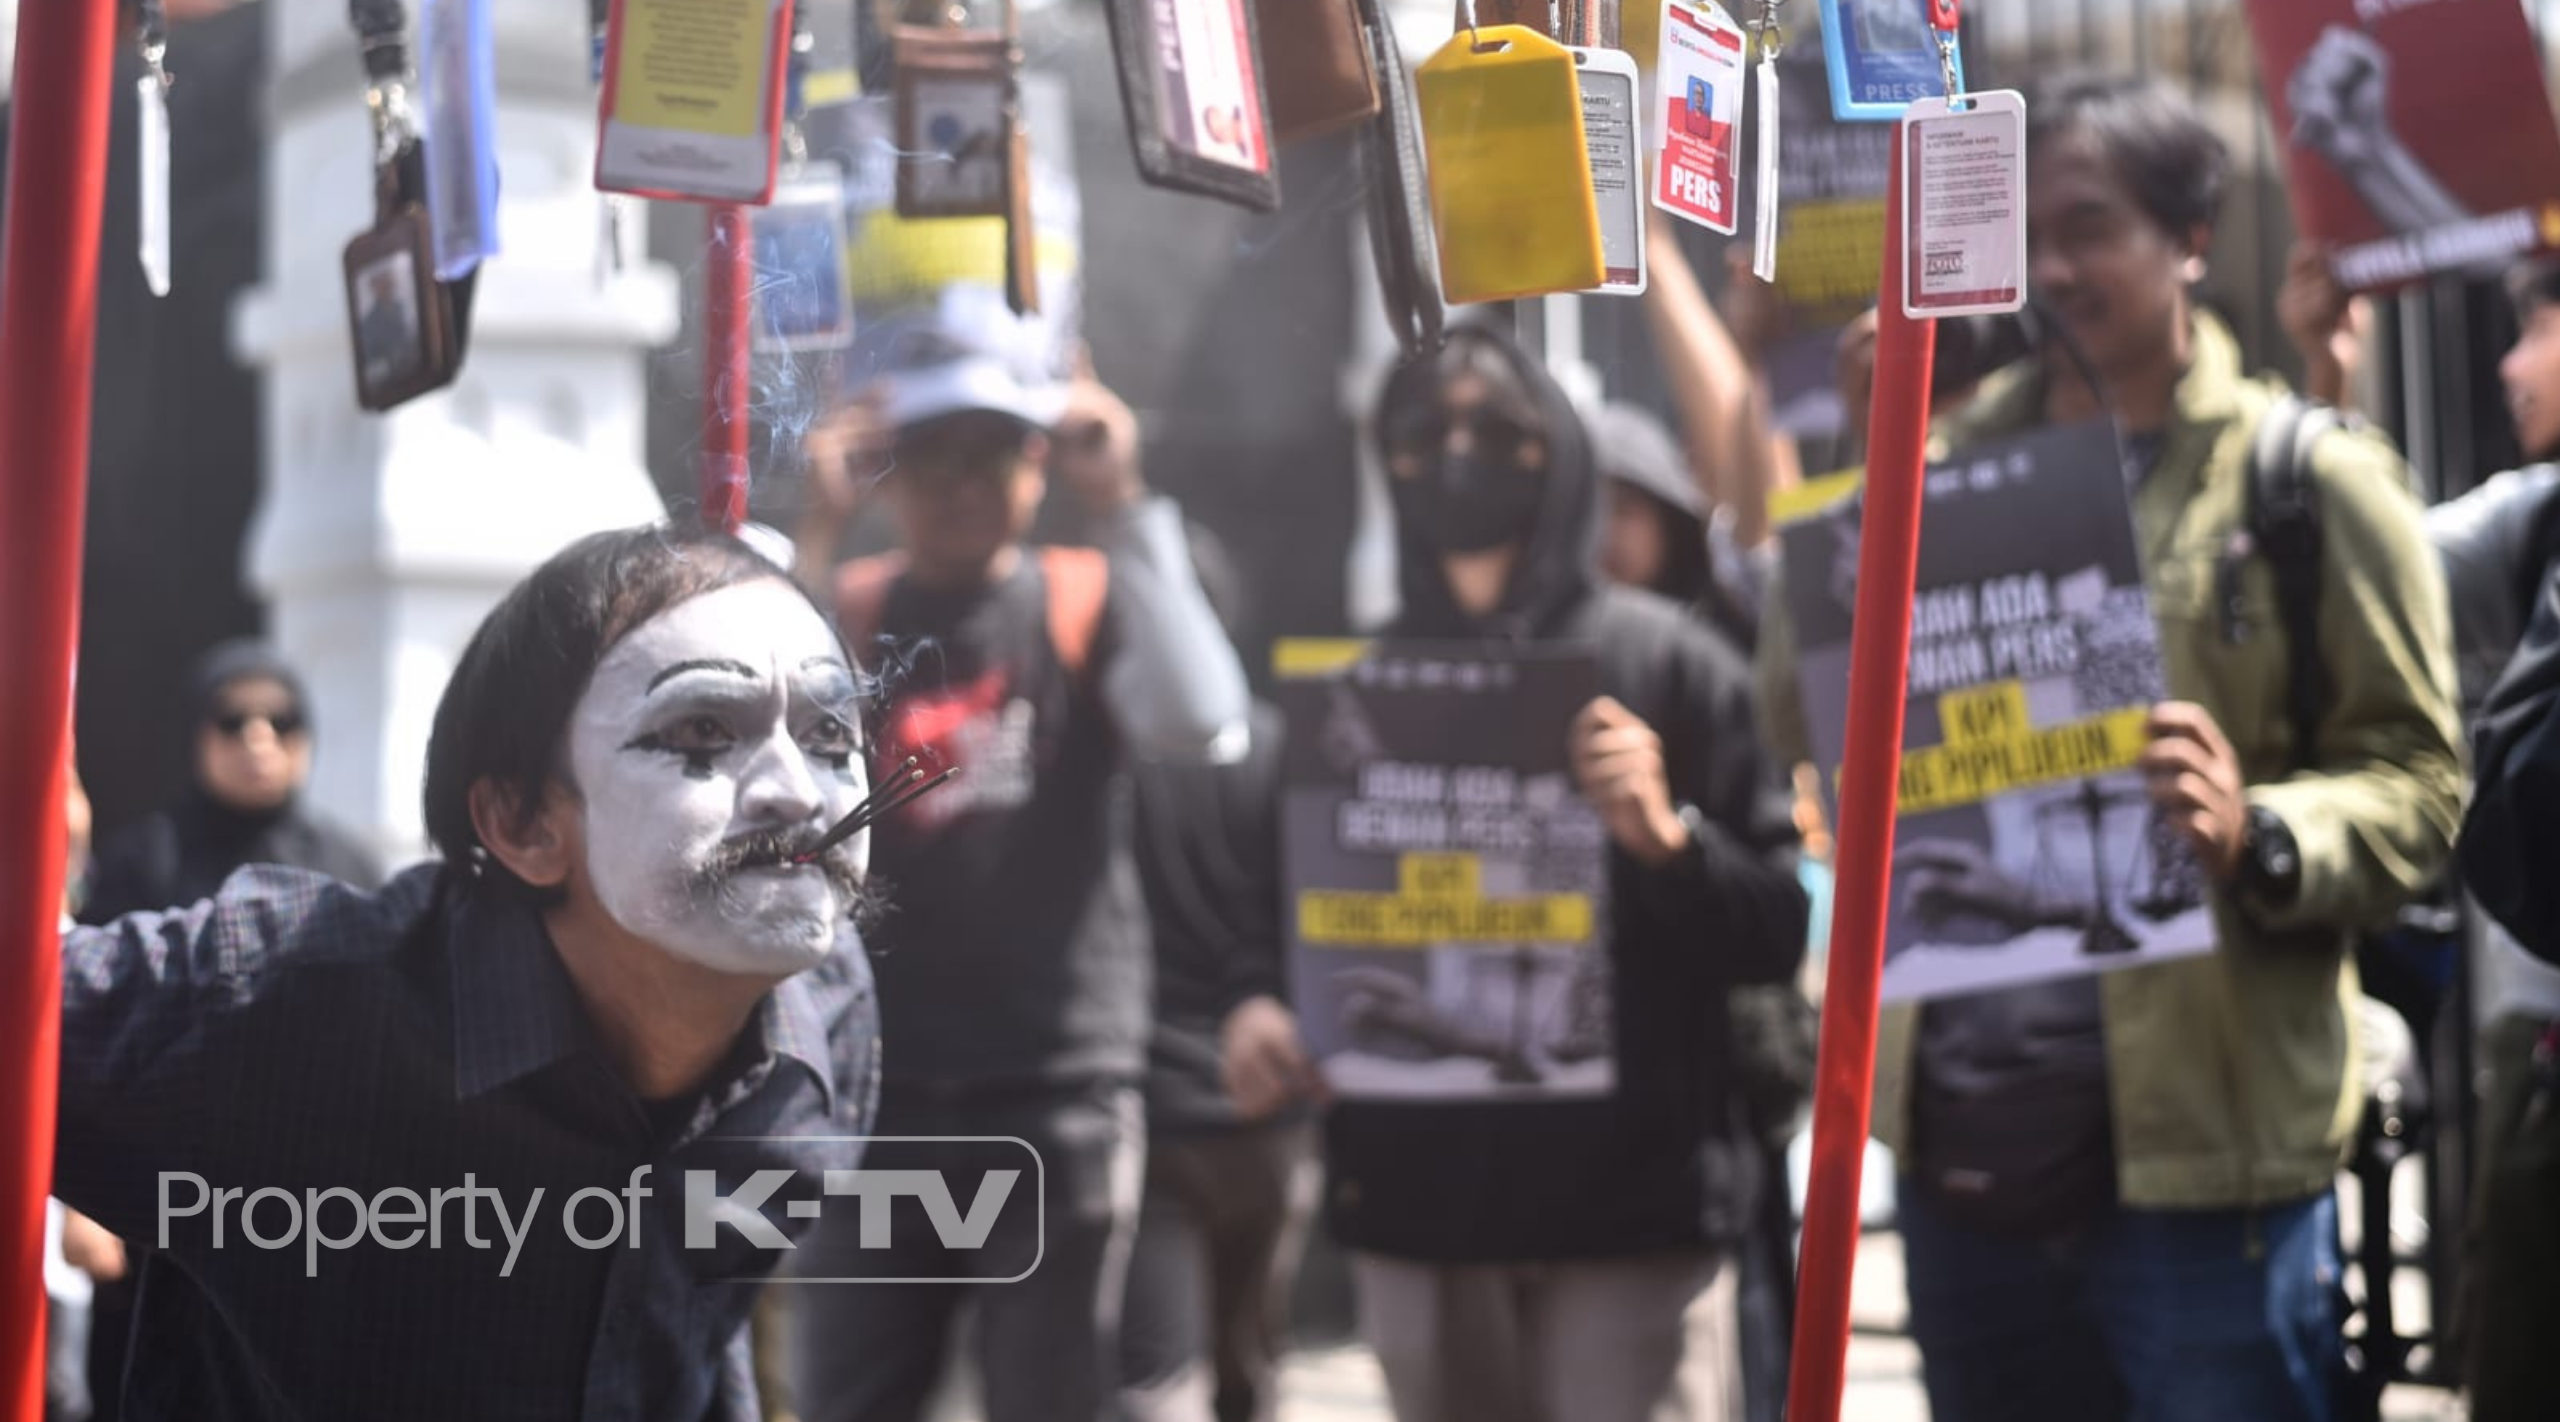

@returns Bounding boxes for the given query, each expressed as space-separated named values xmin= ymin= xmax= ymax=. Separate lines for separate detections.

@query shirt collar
xmin=446 ymin=878 xmax=854 ymax=1118
xmin=448 ymin=880 xmax=594 ymax=1100
xmin=758 ymin=961 xmax=847 ymax=1118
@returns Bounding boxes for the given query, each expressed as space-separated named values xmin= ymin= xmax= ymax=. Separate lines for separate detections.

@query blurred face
xmin=1382 ymin=368 xmax=1550 ymax=561
xmin=1599 ymin=480 xmax=1669 ymax=590
xmin=2502 ymin=303 xmax=2560 ymax=460
xmin=889 ymin=413 xmax=1047 ymax=580
xmin=564 ymin=579 xmax=875 ymax=977
xmin=198 ymin=674 xmax=311 ymax=813
xmin=2026 ymin=127 xmax=2205 ymax=394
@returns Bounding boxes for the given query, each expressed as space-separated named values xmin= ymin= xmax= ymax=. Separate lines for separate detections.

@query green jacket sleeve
xmin=2247 ymin=428 xmax=2468 ymax=934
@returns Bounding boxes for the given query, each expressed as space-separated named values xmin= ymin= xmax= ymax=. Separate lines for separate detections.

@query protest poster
xmin=1275 ymin=641 xmax=1614 ymax=1102
xmin=2243 ymin=0 xmax=2560 ymax=292
xmin=1776 ymin=421 xmax=2215 ymax=1004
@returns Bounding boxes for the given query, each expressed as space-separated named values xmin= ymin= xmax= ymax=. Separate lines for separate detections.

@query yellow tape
xmin=1272 ymin=638 xmax=1374 ymax=679
xmin=1770 ymin=467 xmax=1864 ymax=525
xmin=1416 ymin=25 xmax=1603 ymax=304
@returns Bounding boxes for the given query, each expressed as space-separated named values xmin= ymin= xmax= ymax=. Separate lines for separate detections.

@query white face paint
xmin=565 ymin=579 xmax=873 ymax=976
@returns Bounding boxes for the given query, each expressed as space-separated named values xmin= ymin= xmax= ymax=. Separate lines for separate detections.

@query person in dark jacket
xmin=1234 ymin=322 xmax=1807 ymax=1422
xmin=75 ymin=638 xmax=379 ymax=1421
xmin=80 ymin=639 xmax=380 ymax=924
xmin=1118 ymin=529 xmax=1318 ymax=1422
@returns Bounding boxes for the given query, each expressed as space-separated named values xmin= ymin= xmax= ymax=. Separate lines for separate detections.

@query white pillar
xmin=234 ymin=0 xmax=679 ymax=869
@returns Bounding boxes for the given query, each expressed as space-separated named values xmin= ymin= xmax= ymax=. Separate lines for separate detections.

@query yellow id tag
xmin=1416 ymin=25 xmax=1604 ymax=305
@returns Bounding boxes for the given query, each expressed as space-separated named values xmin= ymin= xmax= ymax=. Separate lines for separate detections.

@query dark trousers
xmin=2462 ymin=1012 xmax=2560 ymax=1422
xmin=1117 ymin=1119 xmax=1319 ymax=1422
xmin=1900 ymin=1181 xmax=2341 ymax=1422
xmin=791 ymin=1080 xmax=1144 ymax=1422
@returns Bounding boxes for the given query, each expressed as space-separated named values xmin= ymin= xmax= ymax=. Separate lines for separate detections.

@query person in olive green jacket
xmin=1757 ymin=73 xmax=2463 ymax=1422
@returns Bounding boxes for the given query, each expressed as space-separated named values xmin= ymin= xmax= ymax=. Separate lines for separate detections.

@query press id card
xmin=1900 ymin=91 xmax=2024 ymax=319
xmin=1574 ymin=47 xmax=1648 ymax=294
xmin=1650 ymin=0 xmax=1745 ymax=235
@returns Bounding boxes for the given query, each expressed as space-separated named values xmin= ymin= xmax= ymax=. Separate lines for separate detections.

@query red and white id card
xmin=1900 ymin=90 xmax=2027 ymax=319
xmin=1650 ymin=0 xmax=1746 ymax=235
xmin=594 ymin=0 xmax=794 ymax=205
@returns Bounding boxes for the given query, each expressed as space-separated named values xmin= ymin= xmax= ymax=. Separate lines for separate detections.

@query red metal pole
xmin=702 ymin=203 xmax=753 ymax=536
xmin=0 ymin=1 xmax=120 ymax=1417
xmin=1783 ymin=125 xmax=1938 ymax=1422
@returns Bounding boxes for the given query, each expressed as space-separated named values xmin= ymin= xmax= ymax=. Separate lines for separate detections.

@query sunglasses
xmin=1381 ymin=406 xmax=1541 ymax=467
xmin=211 ymin=709 xmax=307 ymax=740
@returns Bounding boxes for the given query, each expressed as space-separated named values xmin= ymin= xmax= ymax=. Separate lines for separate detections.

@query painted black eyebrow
xmin=645 ymin=658 xmax=759 ymax=694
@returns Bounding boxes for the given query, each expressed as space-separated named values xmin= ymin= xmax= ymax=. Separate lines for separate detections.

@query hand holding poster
xmin=1277 ymin=643 xmax=1615 ymax=1101
xmin=1777 ymin=422 xmax=2215 ymax=1003
xmin=2243 ymin=0 xmax=2560 ymax=291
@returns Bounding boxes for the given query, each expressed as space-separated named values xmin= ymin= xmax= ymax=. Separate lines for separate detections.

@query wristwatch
xmin=2236 ymin=804 xmax=2302 ymax=909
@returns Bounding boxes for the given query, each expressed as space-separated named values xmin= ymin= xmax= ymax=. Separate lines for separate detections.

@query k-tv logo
xmin=696 ymin=1136 xmax=1046 ymax=1283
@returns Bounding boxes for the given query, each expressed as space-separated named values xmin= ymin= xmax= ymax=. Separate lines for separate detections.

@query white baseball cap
xmin=861 ymin=284 xmax=1070 ymax=434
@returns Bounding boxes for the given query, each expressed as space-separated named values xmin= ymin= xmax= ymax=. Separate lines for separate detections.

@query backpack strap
xmin=831 ymin=551 xmax=910 ymax=665
xmin=1038 ymin=546 xmax=1110 ymax=683
xmin=2244 ymin=393 xmax=2339 ymax=775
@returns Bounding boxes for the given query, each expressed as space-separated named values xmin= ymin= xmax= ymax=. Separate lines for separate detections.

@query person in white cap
xmin=787 ymin=287 xmax=1250 ymax=1422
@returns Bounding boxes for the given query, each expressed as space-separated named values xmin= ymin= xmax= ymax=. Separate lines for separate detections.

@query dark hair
xmin=2024 ymin=72 xmax=2229 ymax=240
xmin=421 ymin=523 xmax=809 ymax=901
xmin=2508 ymin=260 xmax=2560 ymax=323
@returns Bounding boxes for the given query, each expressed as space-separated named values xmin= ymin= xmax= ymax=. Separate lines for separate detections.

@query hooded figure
xmin=1324 ymin=323 xmax=1810 ymax=1422
xmin=80 ymin=640 xmax=381 ymax=925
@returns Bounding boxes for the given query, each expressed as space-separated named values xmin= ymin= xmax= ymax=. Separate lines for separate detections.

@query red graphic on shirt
xmin=878 ymin=669 xmax=1037 ymax=831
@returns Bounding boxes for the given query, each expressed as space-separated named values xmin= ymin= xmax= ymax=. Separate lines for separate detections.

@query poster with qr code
xmin=1774 ymin=419 xmax=2215 ymax=1003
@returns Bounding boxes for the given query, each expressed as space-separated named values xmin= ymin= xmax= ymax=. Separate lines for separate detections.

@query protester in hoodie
xmin=1588 ymin=401 xmax=1814 ymax=1422
xmin=75 ymin=639 xmax=379 ymax=1421
xmin=81 ymin=639 xmax=380 ymax=923
xmin=1232 ymin=322 xmax=1806 ymax=1422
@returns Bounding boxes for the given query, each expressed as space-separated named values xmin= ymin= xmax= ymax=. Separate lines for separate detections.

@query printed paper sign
xmin=1650 ymin=0 xmax=1745 ymax=234
xmin=1576 ymin=48 xmax=1647 ymax=294
xmin=1776 ymin=422 xmax=2216 ymax=1004
xmin=1901 ymin=91 xmax=2024 ymax=318
xmin=595 ymin=0 xmax=791 ymax=205
xmin=1277 ymin=643 xmax=1615 ymax=1102
xmin=2242 ymin=0 xmax=2560 ymax=292
xmin=1821 ymin=0 xmax=1961 ymax=121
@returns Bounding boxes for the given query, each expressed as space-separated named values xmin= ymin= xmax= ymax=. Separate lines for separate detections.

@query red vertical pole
xmin=1783 ymin=124 xmax=1938 ymax=1422
xmin=0 ymin=1 xmax=119 ymax=1417
xmin=702 ymin=203 xmax=753 ymax=536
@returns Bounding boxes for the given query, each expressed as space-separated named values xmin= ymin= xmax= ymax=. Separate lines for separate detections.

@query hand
xmin=59 ymin=1209 xmax=126 ymax=1282
xmin=2288 ymin=27 xmax=2395 ymax=170
xmin=1569 ymin=696 xmax=1688 ymax=866
xmin=800 ymin=392 xmax=891 ymax=532
xmin=1220 ymin=994 xmax=1324 ymax=1119
xmin=1719 ymin=244 xmax=1788 ymax=361
xmin=1048 ymin=351 xmax=1144 ymax=516
xmin=2140 ymin=701 xmax=2250 ymax=882
xmin=1893 ymin=838 xmax=2083 ymax=940
xmin=2278 ymin=241 xmax=2367 ymax=405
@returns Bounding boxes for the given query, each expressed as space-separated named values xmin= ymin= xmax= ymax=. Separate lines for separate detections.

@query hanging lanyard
xmin=1748 ymin=0 xmax=1783 ymax=282
xmin=131 ymin=0 xmax=174 ymax=296
xmin=349 ymin=0 xmax=418 ymax=189
xmin=1929 ymin=0 xmax=1960 ymax=106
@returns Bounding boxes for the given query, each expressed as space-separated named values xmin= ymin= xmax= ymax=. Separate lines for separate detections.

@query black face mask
xmin=1394 ymin=450 xmax=1545 ymax=555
